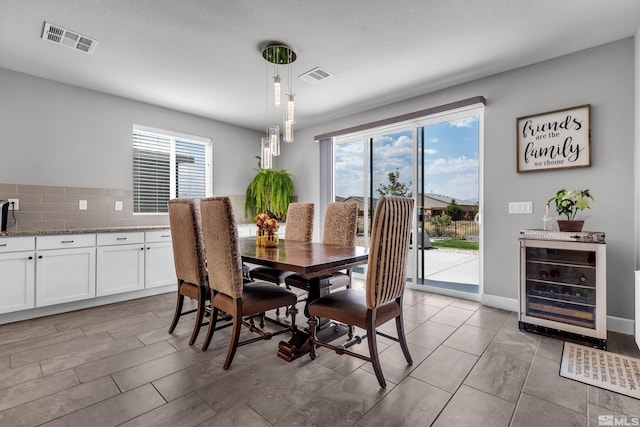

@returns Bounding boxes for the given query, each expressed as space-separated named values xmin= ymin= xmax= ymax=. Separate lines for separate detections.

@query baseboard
xmin=0 ymin=285 xmax=175 ymax=325
xmin=479 ymin=293 xmax=634 ymax=335
xmin=481 ymin=293 xmax=519 ymax=312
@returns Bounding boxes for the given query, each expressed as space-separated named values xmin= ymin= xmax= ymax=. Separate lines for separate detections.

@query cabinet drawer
xmin=0 ymin=236 xmax=35 ymax=253
xmin=146 ymin=230 xmax=172 ymax=243
xmin=37 ymin=234 xmax=96 ymax=250
xmin=97 ymin=232 xmax=144 ymax=246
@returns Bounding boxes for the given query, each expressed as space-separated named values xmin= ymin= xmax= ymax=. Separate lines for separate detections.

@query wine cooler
xmin=518 ymin=230 xmax=607 ymax=348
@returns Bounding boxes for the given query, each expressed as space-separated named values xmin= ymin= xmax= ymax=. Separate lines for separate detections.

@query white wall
xmin=283 ymin=38 xmax=636 ymax=321
xmin=0 ymin=67 xmax=262 ymax=197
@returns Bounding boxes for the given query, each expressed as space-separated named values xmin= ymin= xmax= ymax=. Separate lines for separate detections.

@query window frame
xmin=132 ymin=125 xmax=212 ymax=215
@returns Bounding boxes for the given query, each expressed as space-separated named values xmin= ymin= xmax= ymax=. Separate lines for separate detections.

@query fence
xmin=422 ymin=219 xmax=479 ymax=239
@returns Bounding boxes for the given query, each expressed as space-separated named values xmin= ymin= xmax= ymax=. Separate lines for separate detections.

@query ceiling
xmin=1 ymin=0 xmax=639 ymax=132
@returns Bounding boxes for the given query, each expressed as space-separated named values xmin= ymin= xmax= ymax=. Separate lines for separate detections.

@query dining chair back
xmin=322 ymin=201 xmax=358 ymax=246
xmin=199 ymin=197 xmax=298 ymax=369
xmin=167 ymin=198 xmax=210 ymax=345
xmin=250 ymin=202 xmax=314 ymax=285
xmin=307 ymin=196 xmax=414 ymax=387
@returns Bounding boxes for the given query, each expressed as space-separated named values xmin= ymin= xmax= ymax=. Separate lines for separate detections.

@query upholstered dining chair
xmin=249 ymin=202 xmax=314 ymax=285
xmin=167 ymin=198 xmax=210 ymax=346
xmin=307 ymin=196 xmax=414 ymax=388
xmin=199 ymin=197 xmax=298 ymax=369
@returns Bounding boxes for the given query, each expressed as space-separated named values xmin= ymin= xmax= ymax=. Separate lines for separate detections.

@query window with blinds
xmin=132 ymin=126 xmax=212 ymax=213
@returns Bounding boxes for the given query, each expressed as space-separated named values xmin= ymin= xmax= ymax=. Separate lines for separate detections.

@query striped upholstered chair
xmin=307 ymin=196 xmax=414 ymax=387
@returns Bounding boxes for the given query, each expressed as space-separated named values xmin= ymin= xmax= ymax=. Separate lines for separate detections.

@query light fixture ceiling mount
xmin=261 ymin=43 xmax=297 ymax=65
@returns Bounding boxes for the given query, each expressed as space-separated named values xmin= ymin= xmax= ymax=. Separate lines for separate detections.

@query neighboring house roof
xmin=421 ymin=193 xmax=477 ymax=209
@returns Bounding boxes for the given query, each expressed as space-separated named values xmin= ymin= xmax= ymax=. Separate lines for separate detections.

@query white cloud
xmin=449 ymin=116 xmax=478 ymax=128
xmin=426 ymin=156 xmax=477 ymax=175
xmin=425 ymin=148 xmax=437 ymax=155
xmin=429 ymin=137 xmax=439 ymax=143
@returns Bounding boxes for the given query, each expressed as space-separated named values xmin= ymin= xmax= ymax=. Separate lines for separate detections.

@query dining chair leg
xmin=308 ymin=316 xmax=318 ymax=360
xmin=189 ymin=287 xmax=207 ymax=345
xmin=201 ymin=307 xmax=219 ymax=352
xmin=395 ymin=305 xmax=413 ymax=365
xmin=223 ymin=304 xmax=243 ymax=370
xmin=168 ymin=291 xmax=184 ymax=334
xmin=366 ymin=322 xmax=386 ymax=388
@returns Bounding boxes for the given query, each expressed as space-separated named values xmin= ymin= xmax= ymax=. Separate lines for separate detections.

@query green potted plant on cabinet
xmin=245 ymin=157 xmax=295 ymax=221
xmin=547 ymin=188 xmax=595 ymax=232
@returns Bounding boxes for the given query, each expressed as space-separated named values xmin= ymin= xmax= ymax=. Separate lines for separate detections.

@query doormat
xmin=560 ymin=342 xmax=640 ymax=400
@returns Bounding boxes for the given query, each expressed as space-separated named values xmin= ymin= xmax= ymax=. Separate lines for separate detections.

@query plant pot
xmin=557 ymin=220 xmax=584 ymax=232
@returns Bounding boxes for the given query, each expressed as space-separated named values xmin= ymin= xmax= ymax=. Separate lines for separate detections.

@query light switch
xmin=115 ymin=201 xmax=123 ymax=211
xmin=509 ymin=201 xmax=533 ymax=214
xmin=79 ymin=200 xmax=88 ymax=210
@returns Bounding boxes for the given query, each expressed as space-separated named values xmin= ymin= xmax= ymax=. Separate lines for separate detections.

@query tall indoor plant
xmin=245 ymin=157 xmax=294 ymax=221
xmin=547 ymin=188 xmax=594 ymax=231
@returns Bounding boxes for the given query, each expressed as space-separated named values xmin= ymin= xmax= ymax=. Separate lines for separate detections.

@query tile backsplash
xmin=0 ymin=183 xmax=253 ymax=231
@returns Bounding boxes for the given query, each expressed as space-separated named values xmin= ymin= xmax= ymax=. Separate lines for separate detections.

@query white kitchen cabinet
xmin=144 ymin=230 xmax=175 ymax=289
xmin=0 ymin=237 xmax=35 ymax=314
xmin=35 ymin=234 xmax=96 ymax=307
xmin=96 ymin=232 xmax=145 ymax=296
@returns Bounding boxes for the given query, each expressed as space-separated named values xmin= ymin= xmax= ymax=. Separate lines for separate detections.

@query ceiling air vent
xmin=299 ymin=67 xmax=333 ymax=85
xmin=41 ymin=22 xmax=98 ymax=54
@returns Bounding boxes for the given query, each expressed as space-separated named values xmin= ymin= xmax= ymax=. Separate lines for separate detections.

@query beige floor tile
xmin=587 ymin=403 xmax=632 ymax=427
xmin=524 ymin=354 xmax=588 ymax=413
xmin=463 ymin=351 xmax=530 ymax=402
xmin=82 ymin=312 xmax=160 ymax=336
xmin=535 ymin=335 xmax=565 ymax=361
xmin=406 ymin=320 xmax=457 ymax=350
xmin=401 ymin=303 xmax=442 ymax=324
xmin=198 ymin=401 xmax=270 ymax=427
xmin=464 ymin=306 xmax=511 ymax=332
xmin=0 ymin=328 xmax=86 ymax=359
xmin=511 ymin=393 xmax=585 ymax=427
xmin=433 ymin=385 xmax=515 ymax=427
xmin=358 ymin=376 xmax=451 ymax=427
xmin=410 ymin=345 xmax=478 ymax=393
xmin=429 ymin=306 xmax=475 ymax=328
xmin=588 ymin=386 xmax=640 ymax=417
xmin=422 ymin=294 xmax=455 ymax=308
xmin=359 ymin=342 xmax=431 ymax=385
xmin=442 ymin=324 xmax=496 ymax=356
xmin=296 ymin=368 xmax=390 ymax=427
xmin=0 ymin=362 xmax=42 ymax=391
xmin=486 ymin=327 xmax=540 ymax=363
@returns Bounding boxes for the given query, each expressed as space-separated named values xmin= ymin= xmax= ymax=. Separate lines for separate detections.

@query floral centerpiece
xmin=254 ymin=213 xmax=280 ymax=247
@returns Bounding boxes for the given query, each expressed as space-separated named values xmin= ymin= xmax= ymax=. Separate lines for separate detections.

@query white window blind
xmin=133 ymin=126 xmax=212 ymax=213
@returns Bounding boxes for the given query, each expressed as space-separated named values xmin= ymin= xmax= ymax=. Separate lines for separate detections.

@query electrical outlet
xmin=8 ymin=198 xmax=19 ymax=210
xmin=115 ymin=201 xmax=123 ymax=211
xmin=79 ymin=200 xmax=88 ymax=210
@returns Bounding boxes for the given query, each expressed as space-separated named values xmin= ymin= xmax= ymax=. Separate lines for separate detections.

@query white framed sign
xmin=516 ymin=104 xmax=591 ymax=173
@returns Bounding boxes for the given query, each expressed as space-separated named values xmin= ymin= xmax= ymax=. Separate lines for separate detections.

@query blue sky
xmin=334 ymin=115 xmax=479 ymax=202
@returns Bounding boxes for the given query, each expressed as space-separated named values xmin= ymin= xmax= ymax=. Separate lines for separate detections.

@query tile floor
xmin=0 ymin=280 xmax=639 ymax=426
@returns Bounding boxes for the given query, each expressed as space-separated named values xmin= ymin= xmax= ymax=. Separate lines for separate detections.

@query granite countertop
xmin=0 ymin=225 xmax=171 ymax=237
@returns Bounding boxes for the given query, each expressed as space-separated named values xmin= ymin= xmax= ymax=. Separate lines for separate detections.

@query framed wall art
xmin=516 ymin=104 xmax=591 ymax=173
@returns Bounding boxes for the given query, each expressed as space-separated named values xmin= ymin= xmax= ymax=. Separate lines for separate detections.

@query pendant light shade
xmin=260 ymin=42 xmax=297 ymax=162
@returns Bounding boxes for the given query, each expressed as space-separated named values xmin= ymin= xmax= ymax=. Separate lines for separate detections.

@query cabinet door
xmin=145 ymin=241 xmax=176 ymax=288
xmin=96 ymin=244 xmax=145 ymax=296
xmin=0 ymin=251 xmax=35 ymax=314
xmin=36 ymin=247 xmax=96 ymax=307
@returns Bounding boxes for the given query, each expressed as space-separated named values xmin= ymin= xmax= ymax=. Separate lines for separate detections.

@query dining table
xmin=239 ymin=236 xmax=369 ymax=361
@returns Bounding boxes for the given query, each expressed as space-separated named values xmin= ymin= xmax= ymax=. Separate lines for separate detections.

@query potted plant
xmin=245 ymin=157 xmax=294 ymax=221
xmin=547 ymin=188 xmax=595 ymax=232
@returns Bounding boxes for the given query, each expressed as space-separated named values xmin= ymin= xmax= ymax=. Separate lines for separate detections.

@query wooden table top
xmin=239 ymin=236 xmax=369 ymax=278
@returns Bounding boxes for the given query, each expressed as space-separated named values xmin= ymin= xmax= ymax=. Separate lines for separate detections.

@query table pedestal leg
xmin=277 ymin=275 xmax=349 ymax=362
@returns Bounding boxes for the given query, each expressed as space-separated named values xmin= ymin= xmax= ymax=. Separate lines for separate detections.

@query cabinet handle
xmin=161 ymin=234 xmax=170 ymax=238
xmin=38 ymin=255 xmax=43 ymax=259
xmin=147 ymin=247 xmax=151 ymax=250
xmin=116 ymin=237 xmax=127 ymax=241
xmin=28 ymin=256 xmax=33 ymax=260
xmin=140 ymin=247 xmax=144 ymax=251
xmin=0 ymin=243 xmax=6 ymax=247
xmin=61 ymin=240 xmax=74 ymax=244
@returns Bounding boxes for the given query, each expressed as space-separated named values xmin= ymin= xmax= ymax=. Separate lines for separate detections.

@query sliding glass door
xmin=330 ymin=105 xmax=483 ymax=298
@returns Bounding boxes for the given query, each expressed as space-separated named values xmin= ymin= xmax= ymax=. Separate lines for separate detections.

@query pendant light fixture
xmin=260 ymin=42 xmax=296 ymax=167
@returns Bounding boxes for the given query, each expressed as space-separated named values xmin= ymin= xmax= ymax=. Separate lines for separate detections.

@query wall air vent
xmin=41 ymin=22 xmax=98 ymax=54
xmin=298 ymin=67 xmax=333 ymax=85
